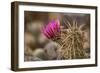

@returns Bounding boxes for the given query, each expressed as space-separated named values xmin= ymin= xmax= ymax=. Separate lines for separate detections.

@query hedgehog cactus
xmin=58 ymin=18 xmax=87 ymax=59
xmin=42 ymin=17 xmax=87 ymax=59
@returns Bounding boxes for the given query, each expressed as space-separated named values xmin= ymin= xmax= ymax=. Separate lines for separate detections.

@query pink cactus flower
xmin=42 ymin=19 xmax=60 ymax=39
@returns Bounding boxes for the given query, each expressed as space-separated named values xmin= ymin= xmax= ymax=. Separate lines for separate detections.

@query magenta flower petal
xmin=42 ymin=19 xmax=60 ymax=39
